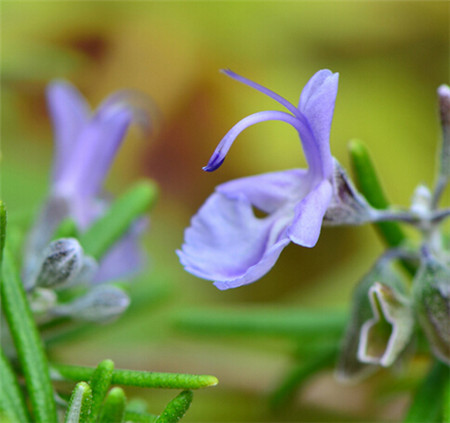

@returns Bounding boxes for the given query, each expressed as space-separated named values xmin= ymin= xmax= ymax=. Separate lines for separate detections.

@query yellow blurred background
xmin=2 ymin=2 xmax=448 ymax=421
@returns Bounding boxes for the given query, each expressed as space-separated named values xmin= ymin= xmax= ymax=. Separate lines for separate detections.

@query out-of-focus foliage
xmin=2 ymin=2 xmax=448 ymax=422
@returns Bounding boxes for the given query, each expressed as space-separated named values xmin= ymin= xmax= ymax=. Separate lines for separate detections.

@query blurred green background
xmin=1 ymin=1 xmax=448 ymax=422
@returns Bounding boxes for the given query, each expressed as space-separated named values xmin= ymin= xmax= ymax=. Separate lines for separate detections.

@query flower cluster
xmin=179 ymin=70 xmax=450 ymax=376
xmin=22 ymin=81 xmax=152 ymax=323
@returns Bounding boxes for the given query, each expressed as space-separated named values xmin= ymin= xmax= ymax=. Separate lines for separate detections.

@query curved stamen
xmin=222 ymin=69 xmax=301 ymax=118
xmin=203 ymin=110 xmax=321 ymax=176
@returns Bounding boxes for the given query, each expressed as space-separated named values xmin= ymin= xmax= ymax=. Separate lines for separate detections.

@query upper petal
xmin=288 ymin=179 xmax=333 ymax=247
xmin=46 ymin=80 xmax=91 ymax=182
xmin=298 ymin=70 xmax=339 ymax=178
xmin=177 ymin=191 xmax=292 ymax=290
xmin=53 ymin=105 xmax=133 ymax=200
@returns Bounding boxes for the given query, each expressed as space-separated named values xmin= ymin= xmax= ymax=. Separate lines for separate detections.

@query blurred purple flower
xmin=178 ymin=69 xmax=339 ymax=290
xmin=24 ymin=81 xmax=150 ymax=286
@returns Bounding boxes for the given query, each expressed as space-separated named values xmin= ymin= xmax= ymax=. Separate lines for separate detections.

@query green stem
xmin=1 ymin=246 xmax=57 ymax=423
xmin=52 ymin=363 xmax=218 ymax=390
xmin=348 ymin=140 xmax=416 ymax=275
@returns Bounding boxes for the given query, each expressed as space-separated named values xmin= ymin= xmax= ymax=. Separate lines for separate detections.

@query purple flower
xmin=24 ymin=81 xmax=149 ymax=286
xmin=178 ymin=69 xmax=339 ymax=290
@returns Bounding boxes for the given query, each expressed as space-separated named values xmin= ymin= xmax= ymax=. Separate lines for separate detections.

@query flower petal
xmin=298 ymin=70 xmax=338 ymax=178
xmin=288 ymin=179 xmax=333 ymax=247
xmin=217 ymin=168 xmax=310 ymax=214
xmin=46 ymin=80 xmax=90 ymax=181
xmin=53 ymin=106 xmax=133 ymax=199
xmin=177 ymin=191 xmax=291 ymax=289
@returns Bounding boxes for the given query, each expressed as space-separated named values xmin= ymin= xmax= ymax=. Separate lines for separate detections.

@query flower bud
xmin=29 ymin=287 xmax=57 ymax=315
xmin=410 ymin=184 xmax=432 ymax=218
xmin=324 ymin=160 xmax=376 ymax=226
xmin=68 ymin=255 xmax=98 ymax=288
xmin=53 ymin=285 xmax=130 ymax=323
xmin=35 ymin=238 xmax=83 ymax=289
xmin=413 ymin=251 xmax=450 ymax=364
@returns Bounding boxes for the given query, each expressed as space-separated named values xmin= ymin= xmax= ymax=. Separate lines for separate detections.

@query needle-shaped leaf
xmin=0 ymin=349 xmax=30 ymax=423
xmin=0 ymin=204 xmax=29 ymax=423
xmin=403 ymin=361 xmax=449 ymax=423
xmin=0 ymin=202 xmax=6 ymax=264
xmin=444 ymin=376 xmax=450 ymax=423
xmin=348 ymin=140 xmax=415 ymax=275
xmin=173 ymin=307 xmax=347 ymax=339
xmin=64 ymin=381 xmax=92 ymax=423
xmin=99 ymin=387 xmax=126 ymax=423
xmin=124 ymin=412 xmax=158 ymax=423
xmin=88 ymin=359 xmax=114 ymax=423
xmin=269 ymin=346 xmax=338 ymax=410
xmin=156 ymin=390 xmax=193 ymax=423
xmin=79 ymin=180 xmax=158 ymax=260
xmin=52 ymin=218 xmax=79 ymax=240
xmin=0 ymin=246 xmax=57 ymax=423
xmin=52 ymin=363 xmax=218 ymax=390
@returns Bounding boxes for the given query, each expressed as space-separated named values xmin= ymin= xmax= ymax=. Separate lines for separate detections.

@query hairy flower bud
xmin=413 ymin=250 xmax=450 ymax=364
xmin=53 ymin=285 xmax=130 ymax=323
xmin=35 ymin=238 xmax=83 ymax=289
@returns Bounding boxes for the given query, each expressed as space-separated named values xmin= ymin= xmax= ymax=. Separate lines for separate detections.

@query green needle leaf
xmin=124 ymin=412 xmax=158 ymax=423
xmin=348 ymin=140 xmax=415 ymax=275
xmin=99 ymin=387 xmax=126 ymax=423
xmin=156 ymin=390 xmax=193 ymax=423
xmin=444 ymin=376 xmax=450 ymax=423
xmin=88 ymin=360 xmax=115 ymax=423
xmin=403 ymin=361 xmax=449 ymax=423
xmin=0 ymin=202 xmax=6 ymax=264
xmin=79 ymin=180 xmax=158 ymax=260
xmin=269 ymin=346 xmax=338 ymax=410
xmin=0 ymin=245 xmax=57 ymax=423
xmin=64 ymin=381 xmax=92 ymax=423
xmin=52 ymin=363 xmax=218 ymax=390
xmin=52 ymin=218 xmax=79 ymax=240
xmin=173 ymin=307 xmax=347 ymax=340
xmin=0 ymin=349 xmax=30 ymax=423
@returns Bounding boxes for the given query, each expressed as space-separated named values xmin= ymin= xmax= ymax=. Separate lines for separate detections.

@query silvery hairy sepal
xmin=412 ymin=248 xmax=450 ymax=364
xmin=34 ymin=238 xmax=84 ymax=290
xmin=336 ymin=257 xmax=412 ymax=383
xmin=52 ymin=285 xmax=130 ymax=323
xmin=357 ymin=282 xmax=414 ymax=367
xmin=323 ymin=159 xmax=376 ymax=226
